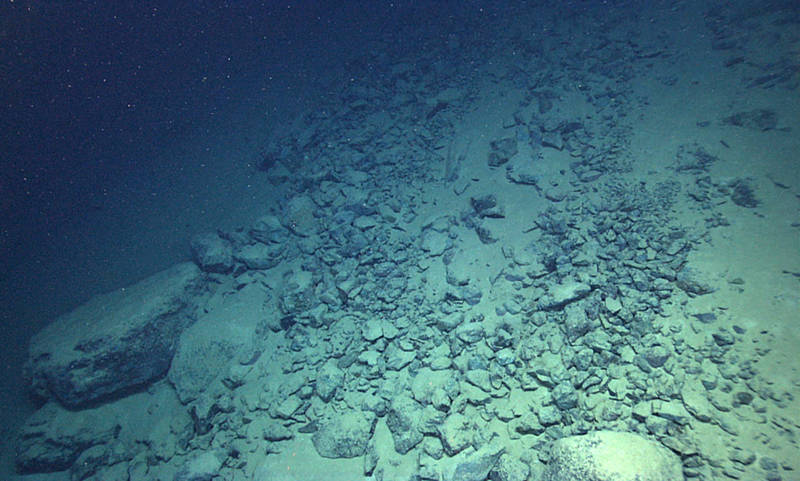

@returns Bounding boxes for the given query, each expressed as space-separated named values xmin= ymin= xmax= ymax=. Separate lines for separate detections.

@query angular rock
xmin=537 ymin=281 xmax=592 ymax=311
xmin=249 ymin=214 xmax=289 ymax=244
xmin=541 ymin=131 xmax=564 ymax=150
xmin=315 ymin=360 xmax=345 ymax=402
xmin=551 ymin=382 xmax=578 ymax=410
xmin=542 ymin=431 xmax=683 ymax=481
xmin=24 ymin=263 xmax=205 ymax=408
xmin=312 ymin=410 xmax=376 ymax=459
xmin=441 ymin=440 xmax=505 ymax=481
xmin=455 ymin=322 xmax=485 ymax=344
xmin=386 ymin=395 xmax=424 ymax=454
xmin=234 ymin=242 xmax=284 ymax=270
xmin=491 ymin=453 xmax=530 ymax=481
xmin=438 ymin=413 xmax=476 ymax=456
xmin=190 ymin=233 xmax=233 ymax=273
xmin=421 ymin=229 xmax=451 ymax=256
xmin=283 ymin=195 xmax=318 ymax=237
xmin=506 ymin=156 xmax=542 ymax=186
xmin=675 ymin=267 xmax=716 ymax=296
xmin=488 ymin=138 xmax=518 ymax=167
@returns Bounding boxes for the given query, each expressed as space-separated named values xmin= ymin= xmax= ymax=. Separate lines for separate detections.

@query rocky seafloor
xmin=13 ymin=2 xmax=800 ymax=480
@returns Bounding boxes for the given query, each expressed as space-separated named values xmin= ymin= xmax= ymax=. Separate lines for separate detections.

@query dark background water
xmin=0 ymin=0 xmax=574 ymax=439
xmin=0 ymin=0 xmax=514 ymax=411
xmin=0 ymin=0 xmax=509 ymax=332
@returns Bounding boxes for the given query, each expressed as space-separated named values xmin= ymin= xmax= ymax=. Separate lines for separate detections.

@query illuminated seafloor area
xmin=1 ymin=1 xmax=798 ymax=480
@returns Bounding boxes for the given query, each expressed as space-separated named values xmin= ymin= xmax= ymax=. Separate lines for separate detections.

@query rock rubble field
xmin=13 ymin=2 xmax=800 ymax=481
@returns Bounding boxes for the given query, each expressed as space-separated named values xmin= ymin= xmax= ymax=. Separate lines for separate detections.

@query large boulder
xmin=311 ymin=410 xmax=377 ymax=459
xmin=542 ymin=431 xmax=683 ymax=481
xmin=168 ymin=282 xmax=267 ymax=403
xmin=24 ymin=262 xmax=206 ymax=409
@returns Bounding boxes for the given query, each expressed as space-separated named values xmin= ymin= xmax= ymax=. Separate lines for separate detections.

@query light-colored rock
xmin=542 ymin=431 xmax=683 ymax=481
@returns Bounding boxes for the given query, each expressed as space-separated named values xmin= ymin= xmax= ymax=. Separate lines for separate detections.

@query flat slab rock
xmin=542 ymin=431 xmax=683 ymax=481
xmin=24 ymin=262 xmax=205 ymax=409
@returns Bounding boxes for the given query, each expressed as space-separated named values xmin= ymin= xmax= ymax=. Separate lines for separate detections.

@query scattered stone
xmin=421 ymin=228 xmax=451 ymax=256
xmin=642 ymin=344 xmax=671 ymax=368
xmin=541 ymin=131 xmax=564 ymax=150
xmin=730 ymin=179 xmax=759 ymax=208
xmin=491 ymin=453 xmax=530 ymax=481
xmin=537 ymin=406 xmax=562 ymax=426
xmin=471 ymin=194 xmax=504 ymax=218
xmin=283 ymin=195 xmax=318 ymax=236
xmin=506 ymin=156 xmax=542 ymax=185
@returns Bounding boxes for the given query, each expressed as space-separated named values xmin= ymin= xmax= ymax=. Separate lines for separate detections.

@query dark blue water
xmin=0 ymin=0 xmax=520 ymax=331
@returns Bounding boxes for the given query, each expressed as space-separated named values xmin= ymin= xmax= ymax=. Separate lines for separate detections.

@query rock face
xmin=15 ymin=402 xmax=121 ymax=473
xmin=24 ymin=263 xmax=205 ymax=408
xmin=542 ymin=431 xmax=684 ymax=481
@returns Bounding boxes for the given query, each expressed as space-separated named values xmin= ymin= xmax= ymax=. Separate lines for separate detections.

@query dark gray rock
xmin=730 ymin=179 xmax=759 ymax=208
xmin=471 ymin=195 xmax=504 ymax=218
xmin=676 ymin=267 xmax=716 ymax=296
xmin=386 ymin=395 xmax=424 ymax=454
xmin=551 ymin=382 xmax=578 ymax=410
xmin=24 ymin=263 xmax=205 ymax=408
xmin=542 ymin=431 xmax=683 ymax=481
xmin=488 ymin=138 xmax=518 ymax=167
xmin=538 ymin=405 xmax=562 ymax=426
xmin=642 ymin=344 xmax=671 ymax=368
xmin=312 ymin=410 xmax=376 ymax=459
xmin=190 ymin=233 xmax=233 ymax=273
xmin=442 ymin=440 xmax=505 ymax=481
